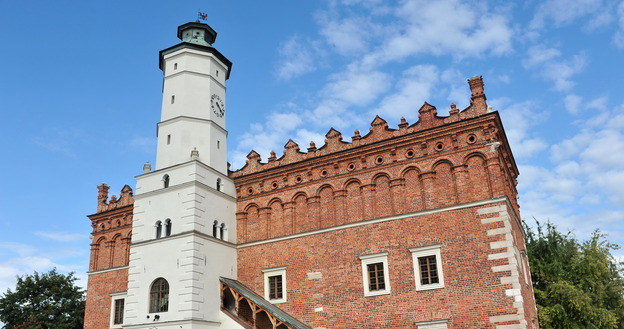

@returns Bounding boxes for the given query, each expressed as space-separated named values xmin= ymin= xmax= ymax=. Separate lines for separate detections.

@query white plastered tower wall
xmin=124 ymin=22 xmax=241 ymax=329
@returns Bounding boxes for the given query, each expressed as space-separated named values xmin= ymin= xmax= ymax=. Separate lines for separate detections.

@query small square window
xmin=359 ymin=252 xmax=390 ymax=296
xmin=263 ymin=267 xmax=286 ymax=303
xmin=410 ymin=245 xmax=445 ymax=291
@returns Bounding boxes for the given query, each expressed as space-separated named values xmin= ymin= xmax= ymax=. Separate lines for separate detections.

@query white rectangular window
xmin=410 ymin=244 xmax=445 ymax=291
xmin=263 ymin=267 xmax=286 ymax=303
xmin=109 ymin=293 xmax=127 ymax=328
xmin=359 ymin=252 xmax=391 ymax=297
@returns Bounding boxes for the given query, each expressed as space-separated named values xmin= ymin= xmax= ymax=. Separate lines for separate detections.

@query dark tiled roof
xmin=220 ymin=277 xmax=312 ymax=329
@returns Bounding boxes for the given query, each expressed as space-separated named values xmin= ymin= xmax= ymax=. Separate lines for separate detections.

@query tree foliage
xmin=0 ymin=269 xmax=84 ymax=329
xmin=526 ymin=221 xmax=624 ymax=329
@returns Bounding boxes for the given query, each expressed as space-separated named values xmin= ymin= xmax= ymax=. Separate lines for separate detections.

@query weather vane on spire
xmin=197 ymin=11 xmax=208 ymax=22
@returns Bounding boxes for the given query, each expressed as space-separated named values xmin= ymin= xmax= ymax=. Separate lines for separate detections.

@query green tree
xmin=526 ymin=221 xmax=624 ymax=329
xmin=0 ymin=269 xmax=84 ymax=329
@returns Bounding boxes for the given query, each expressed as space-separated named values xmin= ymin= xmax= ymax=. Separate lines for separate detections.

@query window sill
xmin=416 ymin=284 xmax=444 ymax=291
xmin=268 ymin=298 xmax=287 ymax=304
xmin=364 ymin=289 xmax=391 ymax=297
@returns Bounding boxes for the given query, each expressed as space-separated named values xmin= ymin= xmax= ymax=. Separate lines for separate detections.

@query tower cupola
xmin=177 ymin=22 xmax=217 ymax=46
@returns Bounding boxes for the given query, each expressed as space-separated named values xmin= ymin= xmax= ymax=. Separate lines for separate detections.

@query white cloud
xmin=323 ymin=69 xmax=391 ymax=107
xmin=564 ymin=94 xmax=583 ymax=114
xmin=362 ymin=0 xmax=512 ymax=65
xmin=35 ymin=231 xmax=86 ymax=242
xmin=490 ymin=98 xmax=548 ymax=159
xmin=276 ymin=36 xmax=319 ymax=80
xmin=523 ymin=45 xmax=586 ymax=92
xmin=318 ymin=15 xmax=373 ymax=55
xmin=0 ymin=242 xmax=87 ymax=294
xmin=523 ymin=45 xmax=561 ymax=68
xmin=519 ymin=102 xmax=624 ymax=242
xmin=544 ymin=54 xmax=586 ymax=91
xmin=531 ymin=0 xmax=613 ymax=30
xmin=374 ymin=65 xmax=439 ymax=121
xmin=615 ymin=1 xmax=624 ymax=48
xmin=0 ymin=242 xmax=35 ymax=258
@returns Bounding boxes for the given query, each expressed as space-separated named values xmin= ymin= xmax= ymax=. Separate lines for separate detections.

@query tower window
xmin=171 ymin=95 xmax=175 ymax=104
xmin=263 ymin=267 xmax=287 ymax=303
xmin=155 ymin=221 xmax=162 ymax=239
xmin=164 ymin=219 xmax=171 ymax=237
xmin=217 ymin=140 xmax=220 ymax=149
xmin=163 ymin=174 xmax=170 ymax=188
xmin=174 ymin=63 xmax=178 ymax=70
xmin=213 ymin=220 xmax=218 ymax=238
xmin=216 ymin=178 xmax=221 ymax=191
xmin=113 ymin=298 xmax=124 ymax=325
xmin=167 ymin=134 xmax=171 ymax=145
xmin=216 ymin=70 xmax=219 ymax=77
xmin=149 ymin=278 xmax=169 ymax=313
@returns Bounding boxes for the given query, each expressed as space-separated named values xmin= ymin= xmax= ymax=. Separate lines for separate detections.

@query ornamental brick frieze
xmin=235 ymin=147 xmax=518 ymax=243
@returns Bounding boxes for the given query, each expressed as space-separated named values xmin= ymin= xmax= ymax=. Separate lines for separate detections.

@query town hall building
xmin=83 ymin=21 xmax=539 ymax=329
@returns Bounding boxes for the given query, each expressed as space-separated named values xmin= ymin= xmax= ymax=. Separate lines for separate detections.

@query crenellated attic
xmin=230 ymin=77 xmax=520 ymax=244
xmin=231 ymin=76 xmax=494 ymax=177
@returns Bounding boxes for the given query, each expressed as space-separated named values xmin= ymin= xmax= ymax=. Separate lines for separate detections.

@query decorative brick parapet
xmin=97 ymin=184 xmax=134 ymax=213
xmin=231 ymin=77 xmax=491 ymax=178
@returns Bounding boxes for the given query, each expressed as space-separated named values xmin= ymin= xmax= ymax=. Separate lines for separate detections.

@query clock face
xmin=211 ymin=94 xmax=225 ymax=117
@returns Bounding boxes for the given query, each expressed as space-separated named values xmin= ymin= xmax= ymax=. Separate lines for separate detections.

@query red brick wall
xmin=237 ymin=204 xmax=525 ymax=328
xmin=84 ymin=268 xmax=128 ymax=329
xmin=84 ymin=187 xmax=133 ymax=329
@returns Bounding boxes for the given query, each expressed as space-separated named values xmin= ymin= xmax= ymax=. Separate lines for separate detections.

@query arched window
xmin=149 ymin=278 xmax=169 ymax=313
xmin=155 ymin=221 xmax=162 ymax=239
xmin=216 ymin=178 xmax=221 ymax=191
xmin=213 ymin=221 xmax=219 ymax=238
xmin=220 ymin=223 xmax=226 ymax=240
xmin=164 ymin=219 xmax=171 ymax=237
xmin=163 ymin=174 xmax=170 ymax=188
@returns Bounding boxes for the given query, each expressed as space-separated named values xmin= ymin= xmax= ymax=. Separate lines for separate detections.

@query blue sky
xmin=0 ymin=0 xmax=623 ymax=293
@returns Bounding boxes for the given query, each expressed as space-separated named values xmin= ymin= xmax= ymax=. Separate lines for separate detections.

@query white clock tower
xmin=123 ymin=21 xmax=238 ymax=329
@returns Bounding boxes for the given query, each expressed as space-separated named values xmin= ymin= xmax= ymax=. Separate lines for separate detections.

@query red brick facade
xmin=84 ymin=77 xmax=539 ymax=328
xmin=84 ymin=185 xmax=133 ymax=329
xmin=231 ymin=77 xmax=537 ymax=328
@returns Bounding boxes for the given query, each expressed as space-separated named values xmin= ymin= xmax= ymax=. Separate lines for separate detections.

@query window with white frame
xmin=109 ymin=293 xmax=126 ymax=328
xmin=410 ymin=244 xmax=444 ymax=291
xmin=263 ymin=267 xmax=286 ymax=303
xmin=359 ymin=252 xmax=391 ymax=297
